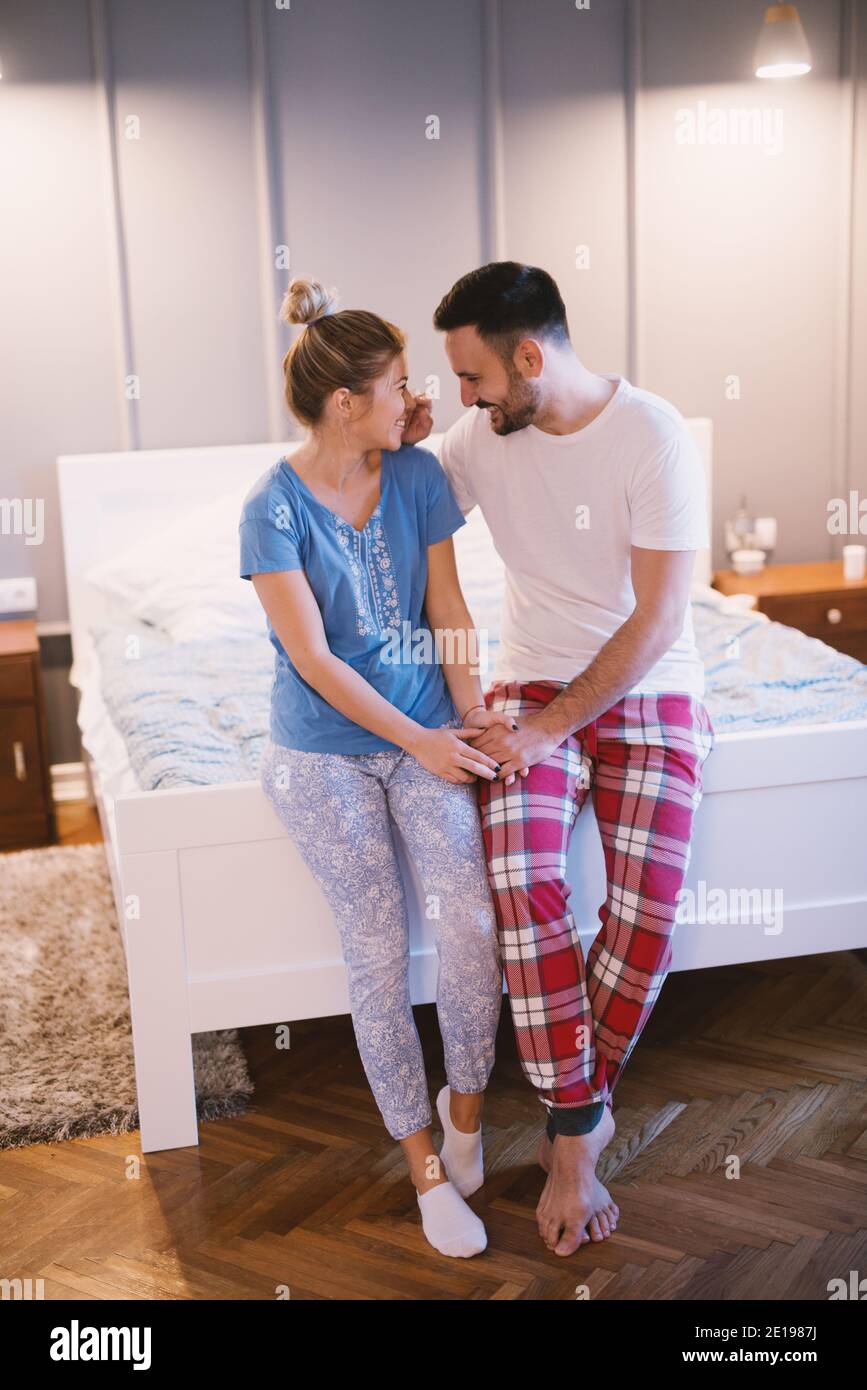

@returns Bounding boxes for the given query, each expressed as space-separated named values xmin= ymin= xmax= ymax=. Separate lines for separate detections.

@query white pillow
xmin=84 ymin=490 xmax=267 ymax=643
xmin=453 ymin=508 xmax=505 ymax=618
xmin=690 ymin=581 xmax=766 ymax=619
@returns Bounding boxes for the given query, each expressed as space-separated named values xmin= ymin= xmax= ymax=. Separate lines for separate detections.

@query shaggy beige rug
xmin=0 ymin=841 xmax=253 ymax=1149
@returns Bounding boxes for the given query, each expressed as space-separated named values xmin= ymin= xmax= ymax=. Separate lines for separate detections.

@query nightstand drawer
xmin=762 ymin=592 xmax=867 ymax=638
xmin=0 ymin=655 xmax=35 ymax=703
xmin=0 ymin=705 xmax=46 ymax=812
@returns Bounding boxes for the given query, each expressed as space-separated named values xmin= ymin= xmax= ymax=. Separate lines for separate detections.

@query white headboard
xmin=57 ymin=440 xmax=297 ymax=685
xmin=57 ymin=417 xmax=713 ymax=682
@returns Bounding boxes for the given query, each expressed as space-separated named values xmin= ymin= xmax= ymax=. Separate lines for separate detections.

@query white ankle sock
xmin=416 ymin=1181 xmax=487 ymax=1258
xmin=436 ymin=1084 xmax=484 ymax=1198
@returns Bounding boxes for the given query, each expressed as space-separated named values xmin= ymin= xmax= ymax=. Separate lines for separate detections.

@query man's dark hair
xmin=433 ymin=261 xmax=570 ymax=360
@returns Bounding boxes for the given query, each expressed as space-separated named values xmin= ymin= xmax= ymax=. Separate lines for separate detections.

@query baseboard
xmin=51 ymin=762 xmax=92 ymax=803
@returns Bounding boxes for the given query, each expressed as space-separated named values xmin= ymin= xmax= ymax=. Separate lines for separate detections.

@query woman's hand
xmin=400 ymin=391 xmax=433 ymax=447
xmin=462 ymin=705 xmax=529 ymax=786
xmin=463 ymin=706 xmax=517 ymax=733
xmin=461 ymin=712 xmax=557 ymax=783
xmin=409 ymin=725 xmax=502 ymax=784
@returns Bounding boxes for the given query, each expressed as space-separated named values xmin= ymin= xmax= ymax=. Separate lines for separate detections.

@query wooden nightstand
xmin=713 ymin=560 xmax=867 ymax=664
xmin=0 ymin=619 xmax=57 ymax=850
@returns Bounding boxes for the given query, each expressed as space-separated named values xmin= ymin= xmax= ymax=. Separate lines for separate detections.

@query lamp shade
xmin=753 ymin=3 xmax=812 ymax=78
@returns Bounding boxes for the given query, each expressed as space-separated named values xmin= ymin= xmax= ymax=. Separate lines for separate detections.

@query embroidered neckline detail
xmin=332 ymin=507 xmax=401 ymax=637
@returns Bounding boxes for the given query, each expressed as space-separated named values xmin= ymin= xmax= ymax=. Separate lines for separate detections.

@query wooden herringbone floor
xmin=2 ymin=802 xmax=866 ymax=1300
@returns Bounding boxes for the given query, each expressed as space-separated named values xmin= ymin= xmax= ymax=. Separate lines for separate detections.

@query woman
xmin=239 ymin=278 xmax=514 ymax=1259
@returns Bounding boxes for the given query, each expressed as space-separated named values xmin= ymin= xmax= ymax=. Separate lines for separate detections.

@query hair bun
xmin=280 ymin=278 xmax=338 ymax=328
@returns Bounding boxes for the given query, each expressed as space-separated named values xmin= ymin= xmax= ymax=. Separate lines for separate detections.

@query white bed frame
xmin=56 ymin=424 xmax=867 ymax=1154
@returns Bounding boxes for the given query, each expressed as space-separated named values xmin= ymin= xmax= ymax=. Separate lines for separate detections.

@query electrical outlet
xmin=0 ymin=576 xmax=38 ymax=612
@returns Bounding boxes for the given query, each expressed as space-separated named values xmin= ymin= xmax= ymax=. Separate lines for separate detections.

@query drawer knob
xmin=13 ymin=740 xmax=27 ymax=781
xmin=827 ymin=607 xmax=843 ymax=625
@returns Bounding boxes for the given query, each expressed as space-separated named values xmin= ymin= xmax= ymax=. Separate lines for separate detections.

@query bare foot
xmin=536 ymin=1106 xmax=617 ymax=1255
xmin=536 ymin=1133 xmax=619 ymax=1242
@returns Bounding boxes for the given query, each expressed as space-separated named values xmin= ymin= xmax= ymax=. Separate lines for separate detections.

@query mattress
xmin=81 ymin=587 xmax=867 ymax=794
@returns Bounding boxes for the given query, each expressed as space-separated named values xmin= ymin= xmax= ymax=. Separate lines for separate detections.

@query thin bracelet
xmin=460 ymin=702 xmax=485 ymax=721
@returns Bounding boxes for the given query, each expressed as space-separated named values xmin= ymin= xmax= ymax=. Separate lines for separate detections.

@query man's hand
xmin=458 ymin=705 xmax=527 ymax=785
xmin=461 ymin=712 xmax=561 ymax=780
xmin=401 ymin=390 xmax=433 ymax=446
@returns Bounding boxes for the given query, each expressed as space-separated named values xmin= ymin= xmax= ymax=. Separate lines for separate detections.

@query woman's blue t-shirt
xmin=239 ymin=444 xmax=467 ymax=753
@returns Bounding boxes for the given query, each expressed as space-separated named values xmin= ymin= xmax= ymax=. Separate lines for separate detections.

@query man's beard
xmin=476 ymin=373 xmax=541 ymax=435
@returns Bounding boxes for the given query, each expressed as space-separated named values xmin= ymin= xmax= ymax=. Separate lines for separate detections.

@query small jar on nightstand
xmin=0 ymin=619 xmax=57 ymax=849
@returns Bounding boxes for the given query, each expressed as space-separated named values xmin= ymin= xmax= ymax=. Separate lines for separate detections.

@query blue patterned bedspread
xmin=691 ymin=594 xmax=867 ymax=731
xmin=90 ymin=594 xmax=867 ymax=791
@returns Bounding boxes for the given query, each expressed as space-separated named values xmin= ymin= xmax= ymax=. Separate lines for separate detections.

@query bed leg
xmin=118 ymin=847 xmax=200 ymax=1153
xmin=82 ymin=748 xmax=97 ymax=809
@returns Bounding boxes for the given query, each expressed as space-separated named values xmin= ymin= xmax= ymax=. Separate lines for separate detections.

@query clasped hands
xmin=459 ymin=701 xmax=561 ymax=784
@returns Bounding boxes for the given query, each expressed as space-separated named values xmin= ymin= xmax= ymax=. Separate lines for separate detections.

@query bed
xmin=56 ymin=423 xmax=867 ymax=1153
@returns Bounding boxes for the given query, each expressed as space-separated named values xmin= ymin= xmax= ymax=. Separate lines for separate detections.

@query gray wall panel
xmin=636 ymin=0 xmax=847 ymax=563
xmin=0 ymin=0 xmax=124 ymax=624
xmin=850 ymin=1 xmax=867 ymax=503
xmin=265 ymin=0 xmax=487 ymax=431
xmin=499 ymin=0 xmax=630 ymax=375
xmin=108 ymin=0 xmax=268 ymax=449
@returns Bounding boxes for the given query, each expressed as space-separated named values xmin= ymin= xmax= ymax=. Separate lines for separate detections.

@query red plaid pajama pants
xmin=477 ymin=681 xmax=714 ymax=1126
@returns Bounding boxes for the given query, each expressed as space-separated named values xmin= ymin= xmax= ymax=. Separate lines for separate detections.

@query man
xmin=431 ymin=262 xmax=714 ymax=1257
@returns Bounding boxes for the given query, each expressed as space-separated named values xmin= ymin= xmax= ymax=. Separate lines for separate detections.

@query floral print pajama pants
xmin=259 ymin=730 xmax=503 ymax=1141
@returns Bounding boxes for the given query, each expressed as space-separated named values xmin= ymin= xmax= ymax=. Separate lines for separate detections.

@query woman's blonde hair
xmin=280 ymin=278 xmax=405 ymax=428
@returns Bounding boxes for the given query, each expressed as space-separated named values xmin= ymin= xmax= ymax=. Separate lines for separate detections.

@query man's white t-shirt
xmin=438 ymin=375 xmax=708 ymax=698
